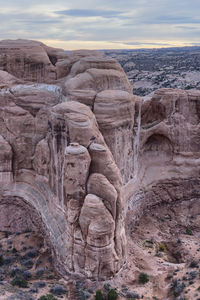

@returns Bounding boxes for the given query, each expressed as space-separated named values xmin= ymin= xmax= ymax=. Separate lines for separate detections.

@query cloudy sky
xmin=1 ymin=0 xmax=200 ymax=50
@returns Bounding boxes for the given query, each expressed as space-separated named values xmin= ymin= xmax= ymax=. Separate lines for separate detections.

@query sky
xmin=1 ymin=0 xmax=200 ymax=50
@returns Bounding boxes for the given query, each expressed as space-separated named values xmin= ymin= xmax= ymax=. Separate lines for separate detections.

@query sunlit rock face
xmin=0 ymin=39 xmax=103 ymax=83
xmin=1 ymin=39 xmax=200 ymax=282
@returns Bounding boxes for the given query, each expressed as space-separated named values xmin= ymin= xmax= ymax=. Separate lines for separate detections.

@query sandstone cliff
xmin=0 ymin=39 xmax=132 ymax=281
xmin=0 ymin=40 xmax=200 ymax=297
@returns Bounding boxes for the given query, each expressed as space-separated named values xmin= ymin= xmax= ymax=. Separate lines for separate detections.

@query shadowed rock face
xmin=125 ymin=88 xmax=200 ymax=228
xmin=1 ymin=39 xmax=200 ymax=283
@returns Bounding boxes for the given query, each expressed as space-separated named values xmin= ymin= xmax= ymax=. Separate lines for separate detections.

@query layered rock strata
xmin=0 ymin=39 xmax=130 ymax=280
xmin=125 ymin=88 xmax=200 ymax=227
xmin=1 ymin=39 xmax=200 ymax=283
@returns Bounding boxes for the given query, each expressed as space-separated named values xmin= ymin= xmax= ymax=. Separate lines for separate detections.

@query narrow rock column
xmin=63 ymin=143 xmax=91 ymax=272
xmin=84 ymin=142 xmax=126 ymax=279
xmin=64 ymin=142 xmax=91 ymax=206
xmin=79 ymin=194 xmax=116 ymax=280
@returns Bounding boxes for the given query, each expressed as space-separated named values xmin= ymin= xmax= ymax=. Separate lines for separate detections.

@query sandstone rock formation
xmin=1 ymin=39 xmax=200 ymax=288
xmin=125 ymin=88 xmax=200 ymax=224
xmin=0 ymin=39 xmax=130 ymax=281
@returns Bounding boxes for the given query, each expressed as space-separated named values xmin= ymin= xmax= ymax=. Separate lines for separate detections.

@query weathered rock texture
xmin=0 ymin=39 xmax=131 ymax=281
xmin=1 ymin=39 xmax=200 ymax=283
xmin=125 ymin=88 xmax=200 ymax=228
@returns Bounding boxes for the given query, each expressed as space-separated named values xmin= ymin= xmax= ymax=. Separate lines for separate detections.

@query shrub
xmin=35 ymin=267 xmax=44 ymax=277
xmin=104 ymin=283 xmax=111 ymax=291
xmin=107 ymin=289 xmax=118 ymax=300
xmin=39 ymin=294 xmax=57 ymax=300
xmin=186 ymin=227 xmax=193 ymax=235
xmin=10 ymin=267 xmax=22 ymax=278
xmin=95 ymin=290 xmax=104 ymax=300
xmin=138 ymin=272 xmax=149 ymax=284
xmin=171 ymin=279 xmax=185 ymax=297
xmin=4 ymin=256 xmax=13 ymax=265
xmin=22 ymin=270 xmax=32 ymax=280
xmin=11 ymin=275 xmax=28 ymax=288
xmin=50 ymin=285 xmax=67 ymax=295
xmin=21 ymin=258 xmax=34 ymax=269
xmin=159 ymin=243 xmax=166 ymax=252
xmin=189 ymin=260 xmax=198 ymax=268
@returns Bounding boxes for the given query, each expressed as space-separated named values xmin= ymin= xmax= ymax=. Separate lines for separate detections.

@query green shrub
xmin=107 ymin=289 xmax=118 ymax=300
xmin=186 ymin=227 xmax=193 ymax=235
xmin=95 ymin=290 xmax=104 ymax=300
xmin=11 ymin=275 xmax=28 ymax=288
xmin=138 ymin=272 xmax=149 ymax=284
xmin=159 ymin=243 xmax=166 ymax=252
xmin=39 ymin=294 xmax=57 ymax=300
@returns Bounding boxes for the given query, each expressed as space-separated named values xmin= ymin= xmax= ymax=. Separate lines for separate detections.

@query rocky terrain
xmin=0 ymin=39 xmax=200 ymax=300
xmin=104 ymin=47 xmax=200 ymax=97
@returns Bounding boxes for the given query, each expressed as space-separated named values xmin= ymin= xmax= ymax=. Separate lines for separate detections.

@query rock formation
xmin=1 ymin=39 xmax=200 ymax=287
xmin=125 ymin=88 xmax=200 ymax=224
xmin=0 ymin=39 xmax=130 ymax=281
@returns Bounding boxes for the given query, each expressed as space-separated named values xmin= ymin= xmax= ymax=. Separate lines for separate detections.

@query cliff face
xmin=126 ymin=88 xmax=200 ymax=221
xmin=0 ymin=39 xmax=133 ymax=281
xmin=0 ymin=39 xmax=200 ymax=286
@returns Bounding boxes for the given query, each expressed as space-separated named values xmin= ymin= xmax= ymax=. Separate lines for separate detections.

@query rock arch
xmin=142 ymin=133 xmax=173 ymax=161
xmin=0 ymin=195 xmax=46 ymax=235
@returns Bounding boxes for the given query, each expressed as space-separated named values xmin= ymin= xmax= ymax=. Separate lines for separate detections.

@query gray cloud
xmin=175 ymin=25 xmax=200 ymax=30
xmin=55 ymin=9 xmax=123 ymax=18
xmin=122 ymin=42 xmax=172 ymax=46
xmin=0 ymin=0 xmax=200 ymax=49
xmin=146 ymin=16 xmax=200 ymax=25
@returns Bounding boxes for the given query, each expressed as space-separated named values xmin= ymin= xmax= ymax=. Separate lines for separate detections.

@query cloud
xmin=55 ymin=9 xmax=123 ymax=18
xmin=122 ymin=42 xmax=172 ymax=46
xmin=148 ymin=15 xmax=200 ymax=25
xmin=0 ymin=0 xmax=200 ymax=49
xmin=175 ymin=25 xmax=200 ymax=30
